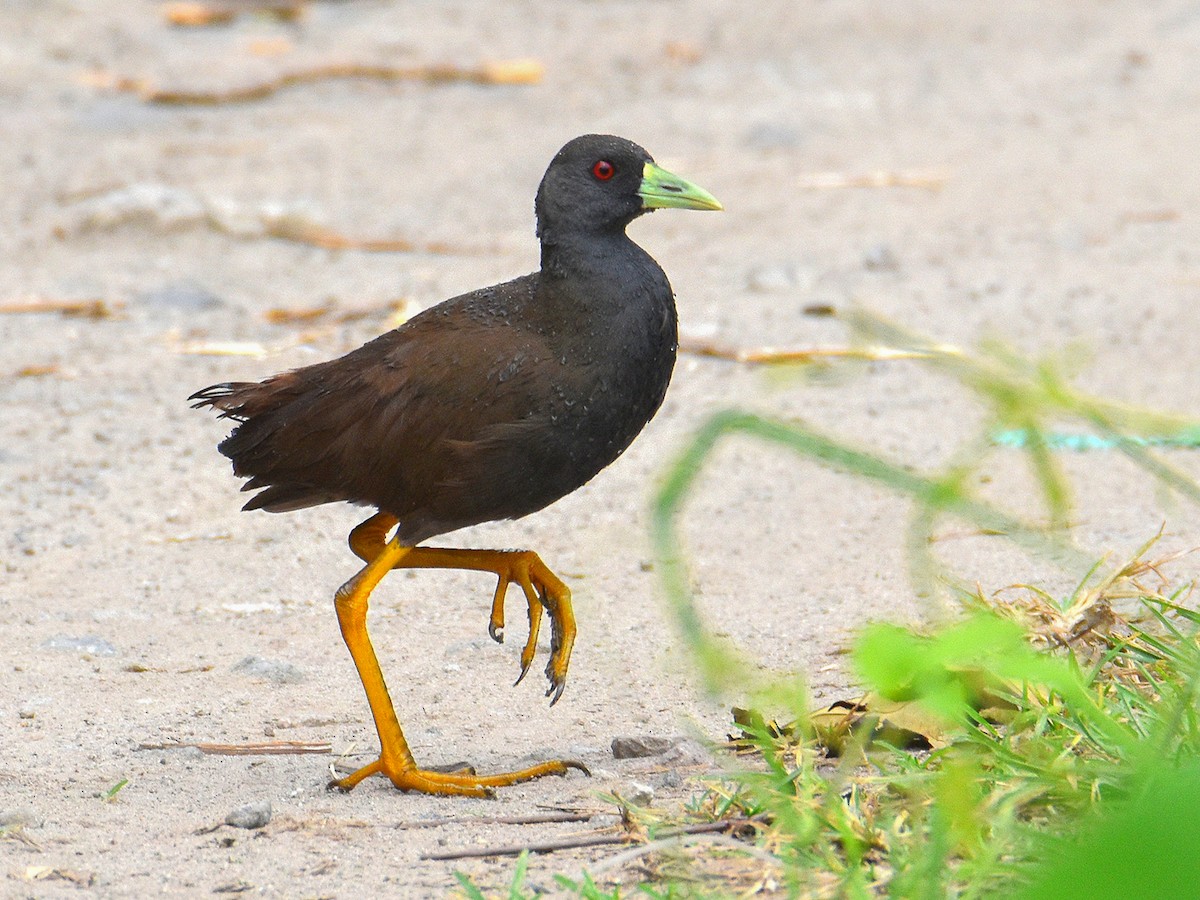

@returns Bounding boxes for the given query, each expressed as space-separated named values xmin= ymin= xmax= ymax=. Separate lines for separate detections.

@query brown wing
xmin=191 ymin=276 xmax=590 ymax=542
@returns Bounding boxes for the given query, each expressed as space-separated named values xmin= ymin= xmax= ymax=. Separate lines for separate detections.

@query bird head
xmin=535 ymin=134 xmax=721 ymax=244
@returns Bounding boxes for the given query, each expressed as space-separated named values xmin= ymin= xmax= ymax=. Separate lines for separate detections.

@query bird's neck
xmin=538 ymin=228 xmax=641 ymax=280
xmin=535 ymin=227 xmax=676 ymax=367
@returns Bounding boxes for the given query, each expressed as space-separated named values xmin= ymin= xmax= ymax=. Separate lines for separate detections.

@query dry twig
xmin=1 ymin=826 xmax=42 ymax=851
xmin=679 ymin=339 xmax=960 ymax=364
xmin=169 ymin=339 xmax=272 ymax=357
xmin=57 ymin=182 xmax=483 ymax=256
xmin=420 ymin=815 xmax=763 ymax=861
xmin=394 ymin=811 xmax=594 ymax=831
xmin=263 ymin=219 xmax=462 ymax=254
xmin=137 ymin=740 xmax=331 ymax=755
xmin=87 ymin=58 xmax=543 ymax=105
xmin=587 ymin=831 xmax=782 ymax=879
xmin=0 ymin=298 xmax=117 ymax=318
xmin=163 ymin=1 xmax=305 ymax=27
xmin=13 ymin=365 xmax=61 ymax=378
xmin=18 ymin=867 xmax=94 ymax=887
xmin=263 ymin=302 xmax=335 ymax=325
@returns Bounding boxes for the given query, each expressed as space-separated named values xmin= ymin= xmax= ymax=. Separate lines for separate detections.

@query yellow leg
xmin=347 ymin=511 xmax=399 ymax=562
xmin=347 ymin=513 xmax=573 ymax=700
xmin=352 ymin=512 xmax=533 ymax=655
xmin=331 ymin=520 xmax=586 ymax=795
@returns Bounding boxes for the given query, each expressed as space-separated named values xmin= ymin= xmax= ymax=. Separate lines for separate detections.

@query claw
xmin=514 ymin=653 xmax=534 ymax=687
xmin=488 ymin=575 xmax=509 ymax=644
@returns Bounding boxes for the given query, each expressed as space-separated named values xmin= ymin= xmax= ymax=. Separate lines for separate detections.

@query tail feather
xmin=188 ymin=382 xmax=258 ymax=422
xmin=240 ymin=483 xmax=341 ymax=513
xmin=191 ymin=370 xmax=352 ymax=513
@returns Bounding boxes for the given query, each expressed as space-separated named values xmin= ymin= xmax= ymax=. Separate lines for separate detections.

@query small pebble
xmin=655 ymin=770 xmax=683 ymax=789
xmin=743 ymin=122 xmax=804 ymax=151
xmin=660 ymin=738 xmax=713 ymax=767
xmin=863 ymin=243 xmax=900 ymax=271
xmin=231 ymin=655 xmax=304 ymax=684
xmin=137 ymin=281 xmax=224 ymax=316
xmin=41 ymin=634 xmax=118 ymax=657
xmin=747 ymin=263 xmax=807 ymax=294
xmin=63 ymin=183 xmax=206 ymax=234
xmin=625 ymin=781 xmax=655 ymax=806
xmin=611 ymin=735 xmax=680 ymax=759
xmin=443 ymin=638 xmax=488 ymax=656
xmin=225 ymin=800 xmax=272 ymax=830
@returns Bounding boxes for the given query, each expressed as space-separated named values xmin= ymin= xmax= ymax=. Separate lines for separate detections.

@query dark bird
xmin=190 ymin=134 xmax=721 ymax=796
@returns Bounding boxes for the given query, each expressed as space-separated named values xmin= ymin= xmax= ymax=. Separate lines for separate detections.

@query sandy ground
xmin=3 ymin=1 xmax=1200 ymax=896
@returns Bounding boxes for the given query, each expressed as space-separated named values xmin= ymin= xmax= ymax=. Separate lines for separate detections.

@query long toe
xmin=330 ymin=755 xmax=588 ymax=796
xmin=462 ymin=758 xmax=589 ymax=788
xmin=327 ymin=758 xmax=382 ymax=792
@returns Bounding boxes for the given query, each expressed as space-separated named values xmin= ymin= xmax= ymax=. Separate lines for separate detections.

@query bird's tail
xmin=188 ymin=382 xmax=259 ymax=422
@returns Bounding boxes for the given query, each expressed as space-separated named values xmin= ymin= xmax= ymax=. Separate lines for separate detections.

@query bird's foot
xmin=328 ymin=755 xmax=589 ymax=798
xmin=484 ymin=550 xmax=576 ymax=705
xmin=345 ymin=527 xmax=577 ymax=705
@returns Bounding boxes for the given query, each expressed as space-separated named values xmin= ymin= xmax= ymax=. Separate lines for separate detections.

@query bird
xmin=190 ymin=134 xmax=721 ymax=797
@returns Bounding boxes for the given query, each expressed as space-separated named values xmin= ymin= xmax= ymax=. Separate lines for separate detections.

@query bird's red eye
xmin=592 ymin=160 xmax=615 ymax=181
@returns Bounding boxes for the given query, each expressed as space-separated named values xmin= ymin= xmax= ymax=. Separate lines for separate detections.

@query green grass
xmin=458 ymin=315 xmax=1200 ymax=898
xmin=101 ymin=778 xmax=129 ymax=803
